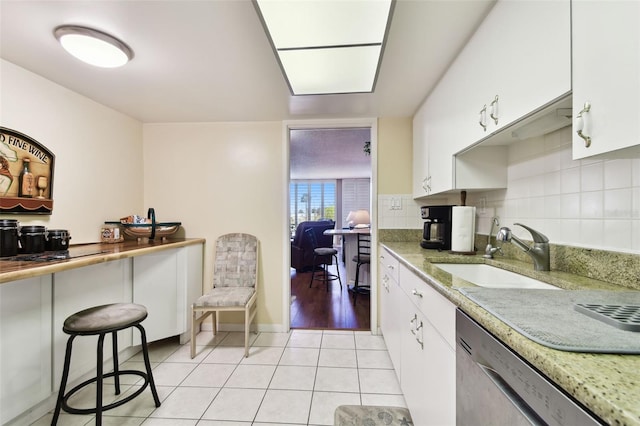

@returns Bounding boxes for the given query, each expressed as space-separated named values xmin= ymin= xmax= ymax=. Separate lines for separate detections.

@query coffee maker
xmin=420 ymin=205 xmax=453 ymax=250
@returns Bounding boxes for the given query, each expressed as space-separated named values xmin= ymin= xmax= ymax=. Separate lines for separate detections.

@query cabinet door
xmin=460 ymin=0 xmax=571 ymax=140
xmin=400 ymin=309 xmax=428 ymax=424
xmin=400 ymin=308 xmax=455 ymax=426
xmin=399 ymin=265 xmax=456 ymax=348
xmin=177 ymin=243 xmax=204 ymax=342
xmin=133 ymin=249 xmax=179 ymax=343
xmin=0 ymin=276 xmax=52 ymax=424
xmin=53 ymin=260 xmax=132 ymax=385
xmin=413 ymin=102 xmax=431 ymax=198
xmin=572 ymin=0 xmax=640 ymax=159
xmin=379 ymin=251 xmax=402 ymax=380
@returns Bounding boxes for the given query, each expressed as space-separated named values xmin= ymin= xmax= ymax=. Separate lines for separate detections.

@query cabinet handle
xmin=410 ymin=316 xmax=418 ymax=334
xmin=414 ymin=320 xmax=424 ymax=349
xmin=422 ymin=176 xmax=431 ymax=193
xmin=490 ymin=95 xmax=499 ymax=125
xmin=576 ymin=102 xmax=592 ymax=147
xmin=479 ymin=105 xmax=487 ymax=131
xmin=412 ymin=288 xmax=423 ymax=298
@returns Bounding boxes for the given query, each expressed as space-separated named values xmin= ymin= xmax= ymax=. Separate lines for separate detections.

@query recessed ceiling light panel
xmin=54 ymin=25 xmax=134 ymax=68
xmin=257 ymin=0 xmax=391 ymax=48
xmin=279 ymin=45 xmax=382 ymax=95
xmin=255 ymin=0 xmax=394 ymax=95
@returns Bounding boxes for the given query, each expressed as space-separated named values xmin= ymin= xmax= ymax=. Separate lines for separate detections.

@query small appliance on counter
xmin=420 ymin=205 xmax=453 ymax=250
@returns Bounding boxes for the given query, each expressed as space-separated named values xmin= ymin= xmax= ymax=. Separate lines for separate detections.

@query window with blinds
xmin=340 ymin=178 xmax=370 ymax=228
xmin=290 ymin=181 xmax=336 ymax=233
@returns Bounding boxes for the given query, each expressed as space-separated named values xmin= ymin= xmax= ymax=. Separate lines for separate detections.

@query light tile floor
xmin=33 ymin=329 xmax=407 ymax=425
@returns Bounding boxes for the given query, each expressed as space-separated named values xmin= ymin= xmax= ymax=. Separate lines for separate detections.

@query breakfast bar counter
xmin=0 ymin=238 xmax=205 ymax=284
xmin=0 ymin=238 xmax=205 ymax=425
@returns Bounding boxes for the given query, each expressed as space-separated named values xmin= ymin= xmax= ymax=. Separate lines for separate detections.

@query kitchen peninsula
xmin=0 ymin=238 xmax=204 ymax=425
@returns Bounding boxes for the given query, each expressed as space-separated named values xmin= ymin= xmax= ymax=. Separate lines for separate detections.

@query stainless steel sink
xmin=434 ymin=263 xmax=560 ymax=290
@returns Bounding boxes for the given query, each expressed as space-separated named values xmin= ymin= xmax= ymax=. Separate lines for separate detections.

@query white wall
xmin=0 ymin=60 xmax=144 ymax=243
xmin=469 ymin=126 xmax=640 ymax=254
xmin=142 ymin=122 xmax=285 ymax=327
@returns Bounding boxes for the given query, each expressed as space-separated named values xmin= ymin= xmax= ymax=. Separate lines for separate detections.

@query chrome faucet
xmin=496 ymin=223 xmax=550 ymax=271
xmin=483 ymin=216 xmax=502 ymax=259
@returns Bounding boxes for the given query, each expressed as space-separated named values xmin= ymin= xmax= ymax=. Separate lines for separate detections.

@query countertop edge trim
xmin=0 ymin=238 xmax=205 ymax=284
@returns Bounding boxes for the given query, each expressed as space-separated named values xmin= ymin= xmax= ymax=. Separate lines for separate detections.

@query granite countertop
xmin=0 ymin=238 xmax=205 ymax=284
xmin=381 ymin=241 xmax=640 ymax=426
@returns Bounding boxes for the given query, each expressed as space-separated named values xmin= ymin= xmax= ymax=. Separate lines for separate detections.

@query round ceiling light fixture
xmin=54 ymin=25 xmax=134 ymax=68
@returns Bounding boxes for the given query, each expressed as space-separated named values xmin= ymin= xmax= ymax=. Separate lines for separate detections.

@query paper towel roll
xmin=451 ymin=206 xmax=476 ymax=252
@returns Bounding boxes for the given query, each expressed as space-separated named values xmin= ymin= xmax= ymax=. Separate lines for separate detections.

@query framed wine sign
xmin=0 ymin=127 xmax=55 ymax=214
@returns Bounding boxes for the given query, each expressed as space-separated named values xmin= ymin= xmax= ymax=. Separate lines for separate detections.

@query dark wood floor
xmin=290 ymin=259 xmax=371 ymax=330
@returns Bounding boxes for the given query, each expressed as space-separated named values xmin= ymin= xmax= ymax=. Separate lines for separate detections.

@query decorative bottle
xmin=18 ymin=158 xmax=34 ymax=198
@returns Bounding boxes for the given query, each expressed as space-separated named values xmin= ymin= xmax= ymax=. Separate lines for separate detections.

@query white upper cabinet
xmin=412 ymin=98 xmax=433 ymax=198
xmin=572 ymin=0 xmax=640 ymax=159
xmin=460 ymin=0 xmax=571 ymax=140
xmin=413 ymin=0 xmax=571 ymax=198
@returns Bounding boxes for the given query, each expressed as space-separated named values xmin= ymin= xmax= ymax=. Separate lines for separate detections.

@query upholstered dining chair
xmin=191 ymin=233 xmax=259 ymax=358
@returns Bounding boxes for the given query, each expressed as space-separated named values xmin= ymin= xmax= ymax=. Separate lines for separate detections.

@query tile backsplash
xmin=469 ymin=126 xmax=640 ymax=254
xmin=379 ymin=126 xmax=640 ymax=254
xmin=377 ymin=194 xmax=424 ymax=229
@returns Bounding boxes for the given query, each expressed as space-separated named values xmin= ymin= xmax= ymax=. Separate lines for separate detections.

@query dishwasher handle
xmin=476 ymin=361 xmax=545 ymax=426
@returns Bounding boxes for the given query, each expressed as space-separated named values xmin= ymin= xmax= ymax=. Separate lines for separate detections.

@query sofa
xmin=291 ymin=220 xmax=336 ymax=272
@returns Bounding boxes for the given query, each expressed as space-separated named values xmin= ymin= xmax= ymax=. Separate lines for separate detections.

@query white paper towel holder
xmin=450 ymin=195 xmax=477 ymax=254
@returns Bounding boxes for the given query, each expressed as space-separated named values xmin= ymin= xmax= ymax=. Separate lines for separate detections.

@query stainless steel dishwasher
xmin=456 ymin=309 xmax=603 ymax=425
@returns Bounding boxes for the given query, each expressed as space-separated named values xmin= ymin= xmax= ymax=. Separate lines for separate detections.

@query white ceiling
xmin=0 ymin=0 xmax=495 ymax=124
xmin=290 ymin=128 xmax=372 ymax=180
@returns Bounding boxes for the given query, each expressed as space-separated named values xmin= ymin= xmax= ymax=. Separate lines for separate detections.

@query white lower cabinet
xmin=401 ymin=308 xmax=456 ymax=426
xmin=379 ymin=248 xmax=456 ymax=426
xmin=379 ymin=250 xmax=402 ymax=381
xmin=132 ymin=245 xmax=203 ymax=344
xmin=53 ymin=259 xmax=132 ymax=386
xmin=134 ymin=250 xmax=180 ymax=343
xmin=0 ymin=276 xmax=52 ymax=425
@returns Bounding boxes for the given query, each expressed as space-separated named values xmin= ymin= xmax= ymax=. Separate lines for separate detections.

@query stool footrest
xmin=61 ymin=370 xmax=157 ymax=415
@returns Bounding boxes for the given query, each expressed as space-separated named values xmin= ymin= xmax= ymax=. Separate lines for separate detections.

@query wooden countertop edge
xmin=0 ymin=238 xmax=205 ymax=284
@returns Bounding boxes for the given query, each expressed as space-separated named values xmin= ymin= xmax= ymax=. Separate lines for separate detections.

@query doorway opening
xmin=288 ymin=126 xmax=373 ymax=330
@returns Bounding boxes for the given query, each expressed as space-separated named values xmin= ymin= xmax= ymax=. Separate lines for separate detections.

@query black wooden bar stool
xmin=52 ymin=303 xmax=161 ymax=425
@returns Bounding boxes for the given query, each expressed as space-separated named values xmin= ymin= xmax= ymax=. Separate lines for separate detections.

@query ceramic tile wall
xmin=377 ymin=194 xmax=424 ymax=229
xmin=468 ymin=126 xmax=640 ymax=254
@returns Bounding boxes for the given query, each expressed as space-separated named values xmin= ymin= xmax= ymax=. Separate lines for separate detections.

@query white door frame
xmin=282 ymin=117 xmax=378 ymax=334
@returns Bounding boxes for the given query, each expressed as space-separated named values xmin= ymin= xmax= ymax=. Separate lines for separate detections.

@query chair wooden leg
xmin=244 ymin=308 xmax=250 ymax=357
xmin=190 ymin=307 xmax=197 ymax=359
xmin=214 ymin=311 xmax=219 ymax=334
